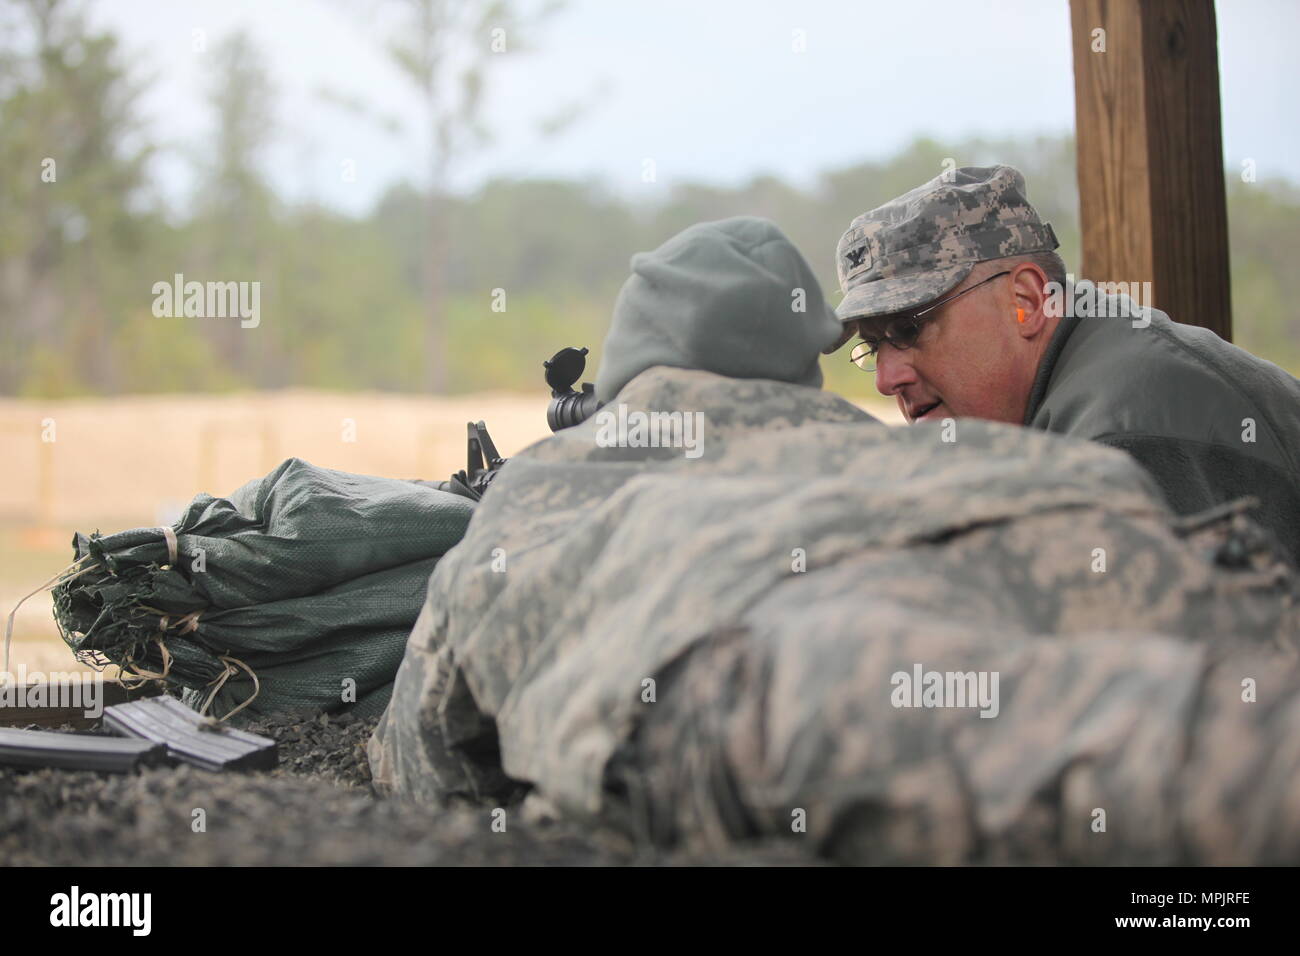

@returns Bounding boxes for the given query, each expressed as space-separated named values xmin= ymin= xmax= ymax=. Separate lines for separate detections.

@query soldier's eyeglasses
xmin=849 ymin=270 xmax=1011 ymax=371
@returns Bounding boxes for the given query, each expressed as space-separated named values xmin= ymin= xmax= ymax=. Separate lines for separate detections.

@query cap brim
xmin=822 ymin=263 xmax=973 ymax=354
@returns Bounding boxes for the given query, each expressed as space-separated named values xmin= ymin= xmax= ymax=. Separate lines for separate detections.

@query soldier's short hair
xmin=996 ymin=250 xmax=1067 ymax=290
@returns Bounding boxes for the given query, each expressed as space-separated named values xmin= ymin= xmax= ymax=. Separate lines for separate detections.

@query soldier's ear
xmin=1010 ymin=264 xmax=1049 ymax=338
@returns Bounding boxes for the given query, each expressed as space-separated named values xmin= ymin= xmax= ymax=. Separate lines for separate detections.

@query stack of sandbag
xmin=52 ymin=458 xmax=474 ymax=720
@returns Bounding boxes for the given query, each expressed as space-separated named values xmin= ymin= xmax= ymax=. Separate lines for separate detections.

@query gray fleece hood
xmin=594 ymin=217 xmax=842 ymax=403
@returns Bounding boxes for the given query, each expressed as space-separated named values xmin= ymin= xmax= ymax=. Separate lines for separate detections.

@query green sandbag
xmin=52 ymin=457 xmax=474 ymax=720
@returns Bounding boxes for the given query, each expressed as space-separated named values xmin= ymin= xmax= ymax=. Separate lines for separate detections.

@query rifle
xmin=440 ymin=346 xmax=603 ymax=501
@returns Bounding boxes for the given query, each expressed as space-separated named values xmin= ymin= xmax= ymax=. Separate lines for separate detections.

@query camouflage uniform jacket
xmin=371 ymin=366 xmax=1300 ymax=864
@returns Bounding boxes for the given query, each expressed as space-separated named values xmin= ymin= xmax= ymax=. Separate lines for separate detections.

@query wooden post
xmin=1069 ymin=0 xmax=1231 ymax=341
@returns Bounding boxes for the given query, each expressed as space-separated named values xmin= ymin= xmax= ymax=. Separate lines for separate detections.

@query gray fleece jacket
xmin=1024 ymin=300 xmax=1300 ymax=563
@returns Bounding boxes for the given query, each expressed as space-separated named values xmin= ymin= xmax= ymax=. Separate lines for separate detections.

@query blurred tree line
xmin=1 ymin=0 xmax=1297 ymax=400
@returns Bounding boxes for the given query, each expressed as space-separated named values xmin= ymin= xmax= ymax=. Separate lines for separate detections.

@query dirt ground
xmin=0 ymin=709 xmax=811 ymax=866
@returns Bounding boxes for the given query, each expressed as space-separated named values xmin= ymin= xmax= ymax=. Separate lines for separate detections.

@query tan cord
xmin=119 ymin=638 xmax=174 ymax=687
xmin=4 ymin=555 xmax=95 ymax=678
xmin=198 ymin=654 xmax=261 ymax=722
xmin=159 ymin=525 xmax=178 ymax=565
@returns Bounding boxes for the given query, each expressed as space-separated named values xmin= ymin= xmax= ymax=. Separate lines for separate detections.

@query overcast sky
xmin=89 ymin=0 xmax=1300 ymax=215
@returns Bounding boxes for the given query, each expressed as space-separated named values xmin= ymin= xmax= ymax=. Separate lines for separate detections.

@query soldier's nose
xmin=873 ymin=346 xmax=916 ymax=398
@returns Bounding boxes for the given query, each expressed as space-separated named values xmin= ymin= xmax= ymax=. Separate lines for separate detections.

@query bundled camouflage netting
xmin=371 ymin=367 xmax=1300 ymax=865
xmin=53 ymin=458 xmax=474 ymax=719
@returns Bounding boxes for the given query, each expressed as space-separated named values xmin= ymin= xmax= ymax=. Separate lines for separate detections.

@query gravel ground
xmin=0 ymin=709 xmax=808 ymax=866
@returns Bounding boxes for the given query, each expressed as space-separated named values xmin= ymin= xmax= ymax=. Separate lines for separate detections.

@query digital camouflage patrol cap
xmin=824 ymin=164 xmax=1059 ymax=353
